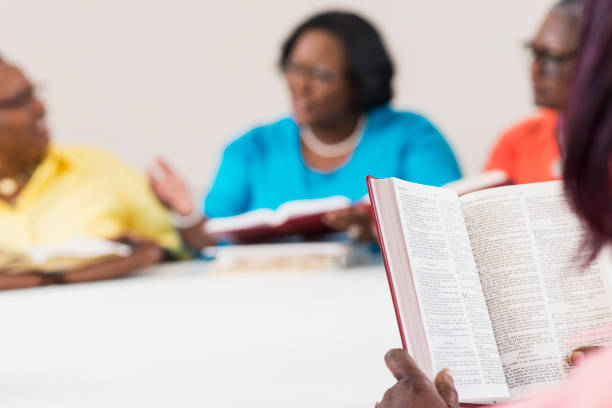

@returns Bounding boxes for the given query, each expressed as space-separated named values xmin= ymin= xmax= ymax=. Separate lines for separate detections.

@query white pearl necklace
xmin=0 ymin=178 xmax=18 ymax=197
xmin=300 ymin=115 xmax=366 ymax=158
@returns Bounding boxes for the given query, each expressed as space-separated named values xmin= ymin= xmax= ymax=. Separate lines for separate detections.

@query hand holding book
xmin=322 ymin=203 xmax=377 ymax=241
xmin=204 ymin=196 xmax=372 ymax=243
xmin=368 ymin=177 xmax=612 ymax=403
xmin=377 ymin=348 xmax=458 ymax=408
xmin=377 ymin=346 xmax=609 ymax=408
xmin=0 ymin=237 xmax=161 ymax=290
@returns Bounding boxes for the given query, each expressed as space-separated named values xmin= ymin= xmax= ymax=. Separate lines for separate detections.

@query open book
xmin=204 ymin=196 xmax=370 ymax=243
xmin=367 ymin=177 xmax=612 ymax=404
xmin=444 ymin=169 xmax=511 ymax=196
xmin=0 ymin=238 xmax=132 ymax=290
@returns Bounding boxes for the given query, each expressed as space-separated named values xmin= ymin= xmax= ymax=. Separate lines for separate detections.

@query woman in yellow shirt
xmin=0 ymin=58 xmax=181 ymax=289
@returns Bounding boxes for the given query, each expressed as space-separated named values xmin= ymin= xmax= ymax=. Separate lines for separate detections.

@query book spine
xmin=366 ymin=176 xmax=407 ymax=350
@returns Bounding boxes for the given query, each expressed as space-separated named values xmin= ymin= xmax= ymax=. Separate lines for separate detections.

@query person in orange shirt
xmin=485 ymin=0 xmax=583 ymax=184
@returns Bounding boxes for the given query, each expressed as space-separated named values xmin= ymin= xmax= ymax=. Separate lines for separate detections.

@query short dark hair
xmin=563 ymin=0 xmax=612 ymax=257
xmin=280 ymin=11 xmax=394 ymax=113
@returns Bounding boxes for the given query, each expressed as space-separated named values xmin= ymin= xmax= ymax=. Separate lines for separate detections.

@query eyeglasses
xmin=524 ymin=41 xmax=577 ymax=75
xmin=281 ymin=61 xmax=342 ymax=83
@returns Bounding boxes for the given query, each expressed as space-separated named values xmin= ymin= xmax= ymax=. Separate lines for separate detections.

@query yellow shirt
xmin=0 ymin=146 xmax=181 ymax=253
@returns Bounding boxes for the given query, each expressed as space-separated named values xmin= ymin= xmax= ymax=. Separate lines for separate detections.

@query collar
xmin=9 ymin=146 xmax=71 ymax=209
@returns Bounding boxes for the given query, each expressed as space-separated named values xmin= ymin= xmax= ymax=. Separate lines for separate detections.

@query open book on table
xmin=204 ymin=196 xmax=371 ymax=243
xmin=0 ymin=238 xmax=132 ymax=290
xmin=367 ymin=177 xmax=612 ymax=404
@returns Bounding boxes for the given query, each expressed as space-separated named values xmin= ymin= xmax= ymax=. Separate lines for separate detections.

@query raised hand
xmin=148 ymin=156 xmax=194 ymax=215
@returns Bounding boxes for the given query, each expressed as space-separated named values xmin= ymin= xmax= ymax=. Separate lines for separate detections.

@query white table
xmin=0 ymin=261 xmax=401 ymax=407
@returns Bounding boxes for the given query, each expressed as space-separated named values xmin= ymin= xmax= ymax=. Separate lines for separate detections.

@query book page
xmin=0 ymin=238 xmax=132 ymax=275
xmin=391 ymin=179 xmax=508 ymax=402
xmin=204 ymin=208 xmax=277 ymax=234
xmin=460 ymin=181 xmax=612 ymax=398
xmin=27 ymin=237 xmax=132 ymax=264
xmin=444 ymin=170 xmax=510 ymax=196
xmin=277 ymin=196 xmax=352 ymax=218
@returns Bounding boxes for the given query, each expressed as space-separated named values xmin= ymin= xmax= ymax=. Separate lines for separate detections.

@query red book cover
xmin=205 ymin=197 xmax=371 ymax=244
xmin=366 ymin=175 xmax=407 ymax=350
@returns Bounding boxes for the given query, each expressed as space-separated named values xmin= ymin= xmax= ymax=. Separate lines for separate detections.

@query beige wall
xmin=1 ymin=0 xmax=555 ymax=192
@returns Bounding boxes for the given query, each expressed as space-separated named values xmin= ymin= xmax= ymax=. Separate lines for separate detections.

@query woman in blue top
xmin=150 ymin=11 xmax=461 ymax=248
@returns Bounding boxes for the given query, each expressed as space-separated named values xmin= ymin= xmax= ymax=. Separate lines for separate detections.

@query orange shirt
xmin=485 ymin=109 xmax=562 ymax=185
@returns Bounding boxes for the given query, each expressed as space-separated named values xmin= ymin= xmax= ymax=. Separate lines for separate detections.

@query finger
xmin=435 ymin=368 xmax=459 ymax=408
xmin=146 ymin=169 xmax=158 ymax=186
xmin=322 ymin=211 xmax=340 ymax=225
xmin=347 ymin=223 xmax=363 ymax=240
xmin=353 ymin=204 xmax=371 ymax=216
xmin=154 ymin=156 xmax=174 ymax=175
xmin=569 ymin=346 xmax=604 ymax=366
xmin=569 ymin=350 xmax=586 ymax=366
xmin=573 ymin=345 xmax=604 ymax=354
xmin=384 ymin=348 xmax=427 ymax=384
xmin=323 ymin=211 xmax=350 ymax=230
xmin=112 ymin=232 xmax=144 ymax=246
xmin=378 ymin=382 xmax=414 ymax=408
